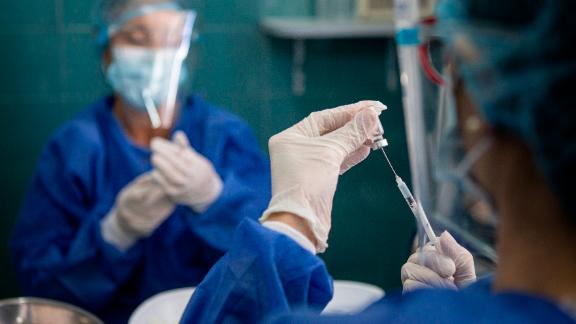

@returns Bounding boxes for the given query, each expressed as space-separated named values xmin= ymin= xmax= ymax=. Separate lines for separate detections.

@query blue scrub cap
xmin=436 ymin=0 xmax=576 ymax=219
xmin=95 ymin=0 xmax=186 ymax=47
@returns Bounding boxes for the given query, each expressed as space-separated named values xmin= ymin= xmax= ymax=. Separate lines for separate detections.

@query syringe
xmin=373 ymin=136 xmax=439 ymax=245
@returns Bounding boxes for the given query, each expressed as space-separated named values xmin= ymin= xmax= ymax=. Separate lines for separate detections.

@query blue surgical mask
xmin=106 ymin=46 xmax=188 ymax=111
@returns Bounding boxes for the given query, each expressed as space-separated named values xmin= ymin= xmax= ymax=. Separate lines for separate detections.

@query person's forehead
xmin=121 ymin=10 xmax=183 ymax=31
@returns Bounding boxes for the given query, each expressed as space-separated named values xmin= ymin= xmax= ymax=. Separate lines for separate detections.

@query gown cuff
xmin=262 ymin=221 xmax=316 ymax=254
xmin=100 ymin=208 xmax=139 ymax=251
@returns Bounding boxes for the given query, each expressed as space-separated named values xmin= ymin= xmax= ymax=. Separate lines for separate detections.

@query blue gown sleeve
xmin=181 ymin=219 xmax=576 ymax=324
xmin=10 ymin=125 xmax=144 ymax=312
xmin=180 ymin=219 xmax=333 ymax=323
xmin=269 ymin=285 xmax=576 ymax=324
xmin=182 ymin=116 xmax=272 ymax=254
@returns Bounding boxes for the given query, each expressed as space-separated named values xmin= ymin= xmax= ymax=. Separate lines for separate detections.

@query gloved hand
xmin=260 ymin=101 xmax=386 ymax=253
xmin=401 ymin=231 xmax=477 ymax=292
xmin=151 ymin=131 xmax=223 ymax=213
xmin=101 ymin=172 xmax=176 ymax=250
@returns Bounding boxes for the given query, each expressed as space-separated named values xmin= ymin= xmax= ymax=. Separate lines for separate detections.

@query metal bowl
xmin=0 ymin=298 xmax=103 ymax=324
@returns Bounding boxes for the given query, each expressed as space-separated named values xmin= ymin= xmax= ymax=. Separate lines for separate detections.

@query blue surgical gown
xmin=181 ymin=219 xmax=576 ymax=323
xmin=10 ymin=96 xmax=271 ymax=324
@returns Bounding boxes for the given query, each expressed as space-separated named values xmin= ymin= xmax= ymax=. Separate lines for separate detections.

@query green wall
xmin=0 ymin=0 xmax=415 ymax=299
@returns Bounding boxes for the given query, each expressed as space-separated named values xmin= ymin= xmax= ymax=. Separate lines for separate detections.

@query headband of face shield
xmin=104 ymin=7 xmax=196 ymax=129
xmin=96 ymin=0 xmax=185 ymax=46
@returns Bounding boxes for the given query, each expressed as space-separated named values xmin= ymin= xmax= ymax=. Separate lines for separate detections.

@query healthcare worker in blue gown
xmin=10 ymin=1 xmax=270 ymax=323
xmin=180 ymin=0 xmax=576 ymax=322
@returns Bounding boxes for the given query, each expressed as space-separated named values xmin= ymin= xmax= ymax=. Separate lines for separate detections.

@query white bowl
xmin=129 ymin=280 xmax=384 ymax=322
xmin=129 ymin=287 xmax=195 ymax=324
xmin=322 ymin=280 xmax=385 ymax=315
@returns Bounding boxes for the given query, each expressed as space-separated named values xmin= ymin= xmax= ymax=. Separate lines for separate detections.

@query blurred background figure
xmin=8 ymin=0 xmax=271 ymax=322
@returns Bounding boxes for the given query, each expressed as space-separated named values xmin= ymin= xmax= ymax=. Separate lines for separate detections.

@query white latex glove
xmin=260 ymin=101 xmax=386 ymax=253
xmin=150 ymin=131 xmax=223 ymax=213
xmin=401 ymin=231 xmax=477 ymax=292
xmin=101 ymin=172 xmax=176 ymax=250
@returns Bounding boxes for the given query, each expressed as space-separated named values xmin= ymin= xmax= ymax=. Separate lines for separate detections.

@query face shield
xmin=102 ymin=2 xmax=196 ymax=130
xmin=393 ymin=0 xmax=497 ymax=263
